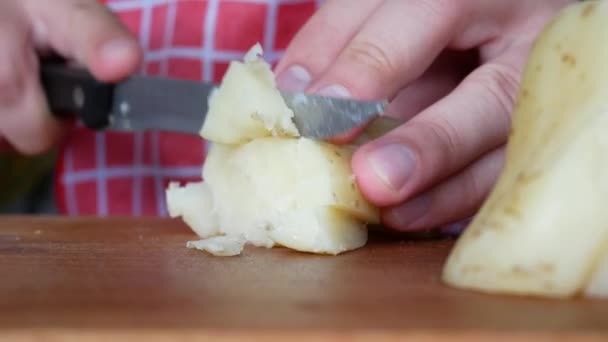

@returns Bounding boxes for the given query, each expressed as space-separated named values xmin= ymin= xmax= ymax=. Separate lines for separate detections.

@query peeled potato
xmin=442 ymin=0 xmax=608 ymax=298
xmin=166 ymin=44 xmax=379 ymax=256
xmin=199 ymin=43 xmax=299 ymax=144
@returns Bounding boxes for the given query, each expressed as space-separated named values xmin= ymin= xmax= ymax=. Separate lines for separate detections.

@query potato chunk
xmin=199 ymin=43 xmax=299 ymax=144
xmin=167 ymin=44 xmax=379 ymax=256
xmin=442 ymin=1 xmax=608 ymax=298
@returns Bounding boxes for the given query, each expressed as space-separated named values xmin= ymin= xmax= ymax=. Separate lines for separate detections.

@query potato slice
xmin=167 ymin=44 xmax=379 ymax=256
xmin=442 ymin=0 xmax=608 ymax=298
xmin=199 ymin=43 xmax=299 ymax=144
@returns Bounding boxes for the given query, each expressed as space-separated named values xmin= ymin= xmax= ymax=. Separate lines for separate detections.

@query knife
xmin=40 ymin=60 xmax=388 ymax=140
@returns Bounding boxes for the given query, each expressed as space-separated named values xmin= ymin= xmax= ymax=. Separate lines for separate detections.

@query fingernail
xmin=276 ymin=65 xmax=312 ymax=92
xmin=367 ymin=144 xmax=416 ymax=192
xmin=317 ymin=84 xmax=351 ymax=98
xmin=388 ymin=195 xmax=431 ymax=229
xmin=100 ymin=38 xmax=137 ymax=64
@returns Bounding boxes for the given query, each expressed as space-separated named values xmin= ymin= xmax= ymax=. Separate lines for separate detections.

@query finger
xmin=327 ymin=55 xmax=465 ymax=145
xmin=0 ymin=6 xmax=64 ymax=155
xmin=383 ymin=147 xmax=505 ymax=231
xmin=353 ymin=50 xmax=525 ymax=207
xmin=23 ymin=0 xmax=142 ymax=81
xmin=275 ymin=0 xmax=383 ymax=91
xmin=307 ymin=0 xmax=468 ymax=100
xmin=328 ymin=50 xmax=475 ymax=145
xmin=384 ymin=49 xmax=478 ymax=122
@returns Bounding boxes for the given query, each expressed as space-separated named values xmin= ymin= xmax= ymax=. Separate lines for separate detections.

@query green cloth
xmin=0 ymin=151 xmax=57 ymax=210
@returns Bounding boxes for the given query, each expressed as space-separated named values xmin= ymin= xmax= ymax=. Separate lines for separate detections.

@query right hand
xmin=276 ymin=0 xmax=573 ymax=232
xmin=0 ymin=0 xmax=142 ymax=154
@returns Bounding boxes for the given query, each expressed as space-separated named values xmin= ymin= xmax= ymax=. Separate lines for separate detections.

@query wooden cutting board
xmin=0 ymin=216 xmax=606 ymax=341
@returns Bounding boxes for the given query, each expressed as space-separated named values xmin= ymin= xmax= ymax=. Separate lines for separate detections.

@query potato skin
xmin=442 ymin=0 xmax=608 ymax=298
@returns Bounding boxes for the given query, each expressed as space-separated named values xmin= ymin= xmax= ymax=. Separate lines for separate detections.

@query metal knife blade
xmin=281 ymin=92 xmax=388 ymax=139
xmin=41 ymin=62 xmax=388 ymax=139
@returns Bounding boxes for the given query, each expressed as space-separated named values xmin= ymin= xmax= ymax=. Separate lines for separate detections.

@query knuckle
xmin=473 ymin=63 xmax=521 ymax=123
xmin=342 ymin=40 xmax=398 ymax=84
xmin=418 ymin=0 xmax=463 ymax=25
xmin=416 ymin=118 xmax=463 ymax=167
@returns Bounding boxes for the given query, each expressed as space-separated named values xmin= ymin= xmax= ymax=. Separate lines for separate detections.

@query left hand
xmin=275 ymin=0 xmax=574 ymax=232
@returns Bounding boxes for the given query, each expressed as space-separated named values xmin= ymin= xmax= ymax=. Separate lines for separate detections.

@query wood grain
xmin=0 ymin=216 xmax=606 ymax=341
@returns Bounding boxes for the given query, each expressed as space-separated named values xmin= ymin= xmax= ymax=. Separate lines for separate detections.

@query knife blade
xmin=40 ymin=61 xmax=388 ymax=140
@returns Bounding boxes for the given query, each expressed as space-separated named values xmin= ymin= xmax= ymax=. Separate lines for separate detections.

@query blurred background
xmin=0 ymin=151 xmax=57 ymax=214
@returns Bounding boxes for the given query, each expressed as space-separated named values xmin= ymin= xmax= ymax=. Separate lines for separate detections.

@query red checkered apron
xmin=56 ymin=0 xmax=319 ymax=216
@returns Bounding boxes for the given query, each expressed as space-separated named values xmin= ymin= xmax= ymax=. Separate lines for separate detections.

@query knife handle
xmin=40 ymin=57 xmax=115 ymax=130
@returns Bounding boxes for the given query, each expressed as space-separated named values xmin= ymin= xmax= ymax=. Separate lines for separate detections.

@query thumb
xmin=0 ymin=4 xmax=64 ymax=154
xmin=23 ymin=0 xmax=142 ymax=81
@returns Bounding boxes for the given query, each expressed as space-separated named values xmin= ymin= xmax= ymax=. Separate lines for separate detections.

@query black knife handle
xmin=40 ymin=57 xmax=115 ymax=130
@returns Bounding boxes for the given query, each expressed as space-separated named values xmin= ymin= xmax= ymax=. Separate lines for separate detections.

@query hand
xmin=0 ymin=0 xmax=141 ymax=154
xmin=276 ymin=0 xmax=574 ymax=232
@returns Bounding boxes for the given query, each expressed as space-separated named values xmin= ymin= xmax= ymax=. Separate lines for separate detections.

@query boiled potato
xmin=442 ymin=0 xmax=608 ymax=298
xmin=167 ymin=44 xmax=379 ymax=256
xmin=166 ymin=182 xmax=218 ymax=238
xmin=199 ymin=43 xmax=299 ymax=144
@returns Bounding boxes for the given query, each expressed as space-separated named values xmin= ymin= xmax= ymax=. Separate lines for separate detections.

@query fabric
xmin=56 ymin=0 xmax=319 ymax=216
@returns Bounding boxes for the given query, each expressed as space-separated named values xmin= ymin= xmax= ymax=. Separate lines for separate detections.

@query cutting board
xmin=0 ymin=216 xmax=606 ymax=341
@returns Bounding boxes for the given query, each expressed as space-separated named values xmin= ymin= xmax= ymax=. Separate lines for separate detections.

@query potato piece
xmin=166 ymin=44 xmax=379 ymax=256
xmin=166 ymin=182 xmax=218 ymax=238
xmin=199 ymin=43 xmax=299 ymax=144
xmin=169 ymin=138 xmax=377 ymax=255
xmin=201 ymin=138 xmax=376 ymax=254
xmin=267 ymin=207 xmax=367 ymax=255
xmin=442 ymin=1 xmax=608 ymax=298
xmin=187 ymin=236 xmax=245 ymax=257
xmin=586 ymin=248 xmax=608 ymax=297
xmin=204 ymin=138 xmax=378 ymax=223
